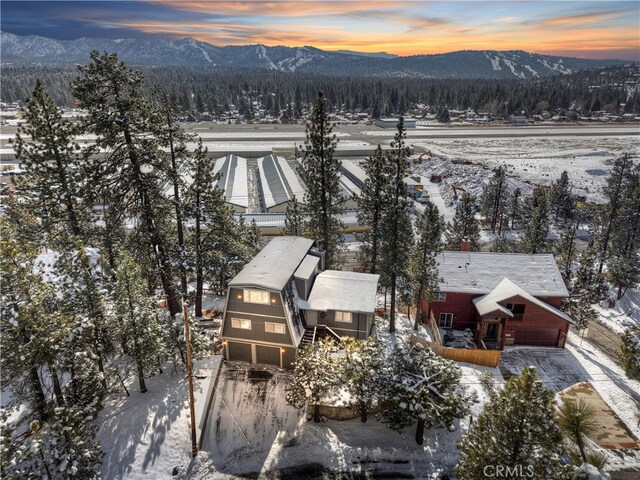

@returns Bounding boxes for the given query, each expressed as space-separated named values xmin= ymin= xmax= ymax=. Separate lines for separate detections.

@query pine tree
xmin=113 ymin=252 xmax=163 ymax=393
xmin=356 ymin=145 xmax=389 ymax=274
xmin=572 ymin=243 xmax=608 ymax=304
xmin=0 ymin=216 xmax=64 ymax=420
xmin=380 ymin=344 xmax=474 ymax=445
xmin=71 ymin=51 xmax=181 ymax=316
xmin=15 ymin=79 xmax=112 ymax=381
xmin=480 ymin=166 xmax=509 ymax=233
xmin=509 ymin=187 xmax=522 ymax=229
xmin=608 ymin=176 xmax=640 ymax=299
xmin=490 ymin=234 xmax=513 ymax=253
xmin=283 ymin=197 xmax=307 ymax=237
xmin=183 ymin=141 xmax=235 ymax=316
xmin=549 ymin=170 xmax=574 ymax=225
xmin=379 ymin=118 xmax=414 ymax=333
xmin=619 ymin=324 xmax=640 ymax=380
xmin=286 ymin=339 xmax=338 ymax=423
xmin=598 ymin=154 xmax=637 ymax=273
xmin=456 ymin=366 xmax=570 ymax=480
xmin=152 ymin=87 xmax=193 ymax=298
xmin=300 ymin=91 xmax=344 ymax=269
xmin=410 ymin=203 xmax=444 ymax=329
xmin=445 ymin=194 xmax=481 ymax=250
xmin=558 ymin=399 xmax=598 ymax=463
xmin=521 ymin=187 xmax=550 ymax=254
xmin=339 ymin=337 xmax=384 ymax=422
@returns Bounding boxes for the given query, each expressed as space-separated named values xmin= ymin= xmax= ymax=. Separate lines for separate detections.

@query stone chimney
xmin=460 ymin=239 xmax=471 ymax=252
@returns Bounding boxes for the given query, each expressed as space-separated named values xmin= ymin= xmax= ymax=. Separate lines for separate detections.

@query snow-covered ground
xmin=594 ymin=289 xmax=640 ymax=335
xmin=410 ymin=136 xmax=638 ymax=203
xmin=97 ymin=357 xmax=222 ymax=479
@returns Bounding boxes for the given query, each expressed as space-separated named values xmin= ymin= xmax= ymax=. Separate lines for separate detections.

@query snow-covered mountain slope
xmin=1 ymin=31 xmax=627 ymax=79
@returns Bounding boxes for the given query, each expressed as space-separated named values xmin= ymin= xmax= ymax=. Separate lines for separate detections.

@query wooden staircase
xmin=298 ymin=325 xmax=342 ymax=348
xmin=299 ymin=326 xmax=317 ymax=348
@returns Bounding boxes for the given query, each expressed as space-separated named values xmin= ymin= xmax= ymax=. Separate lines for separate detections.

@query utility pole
xmin=183 ymin=302 xmax=198 ymax=457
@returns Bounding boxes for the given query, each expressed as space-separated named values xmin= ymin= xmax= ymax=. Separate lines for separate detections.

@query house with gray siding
xmin=221 ymin=236 xmax=379 ymax=368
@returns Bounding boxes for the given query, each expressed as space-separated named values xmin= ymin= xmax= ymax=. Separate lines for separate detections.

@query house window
xmin=439 ymin=313 xmax=453 ymax=329
xmin=512 ymin=304 xmax=526 ymax=315
xmin=335 ymin=311 xmax=352 ymax=323
xmin=231 ymin=318 xmax=251 ymax=330
xmin=265 ymin=322 xmax=286 ymax=334
xmin=242 ymin=288 xmax=270 ymax=305
xmin=436 ymin=292 xmax=447 ymax=302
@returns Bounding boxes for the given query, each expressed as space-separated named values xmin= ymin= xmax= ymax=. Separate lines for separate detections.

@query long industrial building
xmin=213 ymin=154 xmax=249 ymax=213
xmin=257 ymin=154 xmax=306 ymax=213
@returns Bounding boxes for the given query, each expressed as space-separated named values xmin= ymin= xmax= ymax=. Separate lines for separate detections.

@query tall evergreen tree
xmin=152 ymin=87 xmax=192 ymax=298
xmin=410 ymin=203 xmax=444 ymax=329
xmin=15 ymin=79 xmax=112 ymax=380
xmin=445 ymin=194 xmax=481 ymax=250
xmin=283 ymin=197 xmax=307 ymax=237
xmin=339 ymin=337 xmax=384 ymax=422
xmin=286 ymin=339 xmax=338 ymax=423
xmin=380 ymin=344 xmax=474 ymax=445
xmin=509 ymin=187 xmax=522 ymax=230
xmin=619 ymin=324 xmax=640 ymax=380
xmin=113 ymin=252 xmax=163 ymax=393
xmin=549 ymin=170 xmax=574 ymax=224
xmin=456 ymin=367 xmax=570 ymax=480
xmin=598 ymin=154 xmax=637 ymax=273
xmin=356 ymin=145 xmax=389 ymax=274
xmin=480 ymin=166 xmax=509 ymax=233
xmin=521 ymin=187 xmax=550 ymax=254
xmin=379 ymin=118 xmax=414 ymax=333
xmin=71 ymin=51 xmax=181 ymax=316
xmin=300 ymin=91 xmax=345 ymax=269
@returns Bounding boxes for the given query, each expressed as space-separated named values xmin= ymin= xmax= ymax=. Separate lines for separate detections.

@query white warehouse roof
xmin=258 ymin=154 xmax=306 ymax=209
xmin=213 ymin=154 xmax=249 ymax=209
xmin=437 ymin=252 xmax=569 ymax=297
xmin=340 ymin=159 xmax=367 ymax=187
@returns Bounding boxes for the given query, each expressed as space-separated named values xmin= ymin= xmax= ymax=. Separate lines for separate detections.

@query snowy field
xmin=410 ymin=135 xmax=639 ymax=203
xmin=594 ymin=288 xmax=640 ymax=335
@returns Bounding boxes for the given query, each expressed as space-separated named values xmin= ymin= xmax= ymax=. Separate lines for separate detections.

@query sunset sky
xmin=2 ymin=1 xmax=639 ymax=60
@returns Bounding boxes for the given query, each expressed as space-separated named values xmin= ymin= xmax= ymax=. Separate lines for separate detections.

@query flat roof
xmin=339 ymin=173 xmax=361 ymax=199
xmin=304 ymin=270 xmax=380 ymax=313
xmin=437 ymin=251 xmax=569 ymax=297
xmin=294 ymin=254 xmax=319 ymax=281
xmin=229 ymin=236 xmax=314 ymax=291
xmin=258 ymin=154 xmax=306 ymax=209
xmin=213 ymin=154 xmax=249 ymax=208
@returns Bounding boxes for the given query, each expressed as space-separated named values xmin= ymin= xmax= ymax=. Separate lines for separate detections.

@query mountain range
xmin=0 ymin=31 xmax=629 ymax=79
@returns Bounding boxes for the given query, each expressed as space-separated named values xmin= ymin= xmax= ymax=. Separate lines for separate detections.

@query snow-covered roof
xmin=338 ymin=173 xmax=361 ymax=199
xmin=339 ymin=160 xmax=367 ymax=187
xmin=258 ymin=154 xmax=306 ymax=209
xmin=437 ymin=251 xmax=569 ymax=297
xmin=229 ymin=236 xmax=314 ymax=291
xmin=473 ymin=277 xmax=573 ymax=323
xmin=293 ymin=254 xmax=319 ymax=281
xmin=304 ymin=270 xmax=380 ymax=313
xmin=213 ymin=154 xmax=249 ymax=209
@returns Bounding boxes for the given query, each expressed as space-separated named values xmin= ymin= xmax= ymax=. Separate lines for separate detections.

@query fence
xmin=411 ymin=310 xmax=502 ymax=368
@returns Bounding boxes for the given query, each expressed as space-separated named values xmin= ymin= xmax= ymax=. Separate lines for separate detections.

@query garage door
xmin=256 ymin=345 xmax=281 ymax=367
xmin=515 ymin=328 xmax=559 ymax=347
xmin=228 ymin=342 xmax=252 ymax=362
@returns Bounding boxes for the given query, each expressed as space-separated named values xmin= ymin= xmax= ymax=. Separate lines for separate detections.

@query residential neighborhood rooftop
xmin=304 ymin=270 xmax=380 ymax=313
xmin=473 ymin=277 xmax=573 ymax=322
xmin=437 ymin=251 xmax=569 ymax=297
xmin=294 ymin=254 xmax=320 ymax=281
xmin=229 ymin=236 xmax=314 ymax=291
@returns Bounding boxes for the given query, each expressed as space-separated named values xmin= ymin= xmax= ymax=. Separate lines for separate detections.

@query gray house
xmin=221 ymin=237 xmax=379 ymax=368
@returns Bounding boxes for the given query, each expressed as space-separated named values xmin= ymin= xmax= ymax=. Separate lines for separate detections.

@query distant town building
xmin=374 ymin=117 xmax=417 ymax=129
